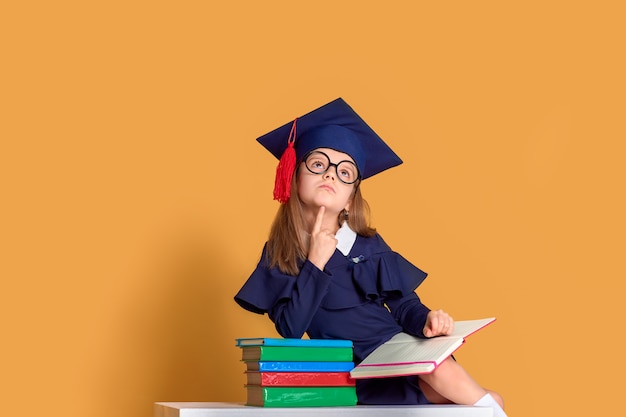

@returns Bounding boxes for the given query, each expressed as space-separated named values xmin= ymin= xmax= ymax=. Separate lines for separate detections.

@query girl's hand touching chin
xmin=307 ymin=206 xmax=338 ymax=271
xmin=423 ymin=309 xmax=454 ymax=338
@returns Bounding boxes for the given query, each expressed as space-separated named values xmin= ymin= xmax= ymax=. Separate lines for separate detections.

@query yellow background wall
xmin=2 ymin=1 xmax=624 ymax=416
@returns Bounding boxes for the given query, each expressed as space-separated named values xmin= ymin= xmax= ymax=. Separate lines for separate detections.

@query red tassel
xmin=273 ymin=119 xmax=298 ymax=203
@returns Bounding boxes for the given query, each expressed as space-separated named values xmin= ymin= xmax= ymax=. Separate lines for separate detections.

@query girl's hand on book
xmin=307 ymin=206 xmax=338 ymax=271
xmin=423 ymin=309 xmax=454 ymax=338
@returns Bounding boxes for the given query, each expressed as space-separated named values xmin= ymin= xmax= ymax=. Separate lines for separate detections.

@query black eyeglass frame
xmin=302 ymin=150 xmax=361 ymax=185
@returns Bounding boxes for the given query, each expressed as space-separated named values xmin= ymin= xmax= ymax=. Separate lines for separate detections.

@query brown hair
xmin=266 ymin=168 xmax=376 ymax=275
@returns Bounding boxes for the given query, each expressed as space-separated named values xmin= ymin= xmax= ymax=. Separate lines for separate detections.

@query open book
xmin=350 ymin=318 xmax=495 ymax=379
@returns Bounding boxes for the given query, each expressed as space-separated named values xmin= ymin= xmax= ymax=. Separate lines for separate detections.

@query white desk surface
xmin=155 ymin=402 xmax=493 ymax=417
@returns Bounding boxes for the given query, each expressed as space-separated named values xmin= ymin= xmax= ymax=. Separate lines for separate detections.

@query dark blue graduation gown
xmin=234 ymin=233 xmax=432 ymax=405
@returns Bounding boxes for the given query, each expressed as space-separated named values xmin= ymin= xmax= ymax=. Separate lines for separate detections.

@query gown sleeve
xmin=233 ymin=244 xmax=332 ymax=338
xmin=385 ymin=292 xmax=431 ymax=338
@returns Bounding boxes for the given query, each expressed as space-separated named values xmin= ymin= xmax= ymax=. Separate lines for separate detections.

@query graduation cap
xmin=257 ymin=98 xmax=403 ymax=203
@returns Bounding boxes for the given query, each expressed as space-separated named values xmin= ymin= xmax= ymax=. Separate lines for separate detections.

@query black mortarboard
xmin=257 ymin=98 xmax=403 ymax=203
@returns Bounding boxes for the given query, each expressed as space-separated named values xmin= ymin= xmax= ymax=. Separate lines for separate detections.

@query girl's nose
xmin=324 ymin=168 xmax=336 ymax=181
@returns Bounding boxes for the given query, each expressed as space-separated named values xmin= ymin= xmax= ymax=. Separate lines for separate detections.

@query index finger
xmin=312 ymin=206 xmax=325 ymax=234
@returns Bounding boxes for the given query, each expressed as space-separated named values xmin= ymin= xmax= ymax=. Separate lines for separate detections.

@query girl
xmin=234 ymin=98 xmax=507 ymax=416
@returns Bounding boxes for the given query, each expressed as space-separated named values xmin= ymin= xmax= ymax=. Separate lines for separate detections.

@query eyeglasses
xmin=303 ymin=151 xmax=360 ymax=185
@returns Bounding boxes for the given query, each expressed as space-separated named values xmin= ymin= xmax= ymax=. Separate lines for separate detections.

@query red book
xmin=245 ymin=371 xmax=355 ymax=386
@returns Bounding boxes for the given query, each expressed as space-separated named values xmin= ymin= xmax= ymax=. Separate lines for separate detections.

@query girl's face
xmin=297 ymin=148 xmax=357 ymax=216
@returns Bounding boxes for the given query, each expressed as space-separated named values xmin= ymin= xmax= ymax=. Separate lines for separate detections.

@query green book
xmin=241 ymin=345 xmax=353 ymax=362
xmin=245 ymin=386 xmax=357 ymax=407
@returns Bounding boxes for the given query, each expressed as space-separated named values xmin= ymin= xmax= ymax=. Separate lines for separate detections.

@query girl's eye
xmin=310 ymin=160 xmax=326 ymax=170
xmin=337 ymin=164 xmax=357 ymax=181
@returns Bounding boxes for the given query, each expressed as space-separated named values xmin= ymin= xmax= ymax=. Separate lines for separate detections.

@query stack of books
xmin=235 ymin=337 xmax=357 ymax=407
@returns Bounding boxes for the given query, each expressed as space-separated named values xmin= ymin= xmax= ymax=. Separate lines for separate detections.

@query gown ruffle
xmin=235 ymin=233 xmax=427 ymax=313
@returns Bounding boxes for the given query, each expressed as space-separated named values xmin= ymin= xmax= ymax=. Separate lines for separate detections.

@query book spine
xmin=349 ymin=362 xmax=436 ymax=379
xmin=236 ymin=338 xmax=353 ymax=348
xmin=247 ymin=386 xmax=357 ymax=407
xmin=246 ymin=371 xmax=355 ymax=386
xmin=242 ymin=346 xmax=353 ymax=362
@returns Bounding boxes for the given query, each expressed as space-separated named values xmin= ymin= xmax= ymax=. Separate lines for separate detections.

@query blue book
xmin=236 ymin=337 xmax=353 ymax=348
xmin=246 ymin=361 xmax=355 ymax=372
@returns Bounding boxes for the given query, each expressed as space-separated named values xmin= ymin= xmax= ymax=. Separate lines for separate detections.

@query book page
xmin=358 ymin=335 xmax=460 ymax=366
xmin=380 ymin=318 xmax=495 ymax=343
xmin=448 ymin=318 xmax=495 ymax=338
xmin=358 ymin=318 xmax=495 ymax=366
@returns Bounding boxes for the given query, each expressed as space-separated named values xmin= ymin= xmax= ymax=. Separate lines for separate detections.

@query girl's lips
xmin=319 ymin=184 xmax=335 ymax=193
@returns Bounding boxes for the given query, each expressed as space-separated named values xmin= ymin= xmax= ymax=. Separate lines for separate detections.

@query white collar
xmin=335 ymin=221 xmax=357 ymax=256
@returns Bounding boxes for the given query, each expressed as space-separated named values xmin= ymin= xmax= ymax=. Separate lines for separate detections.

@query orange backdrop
xmin=2 ymin=1 xmax=625 ymax=417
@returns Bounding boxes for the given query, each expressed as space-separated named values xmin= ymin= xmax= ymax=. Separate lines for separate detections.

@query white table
xmin=154 ymin=402 xmax=493 ymax=417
